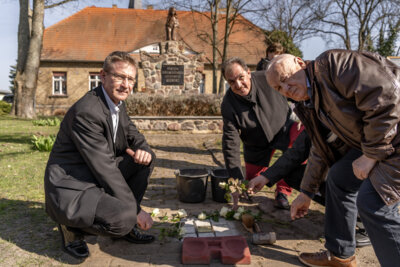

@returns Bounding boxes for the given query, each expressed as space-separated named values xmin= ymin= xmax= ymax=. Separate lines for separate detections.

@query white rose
xmin=177 ymin=209 xmax=187 ymax=218
xmin=198 ymin=212 xmax=207 ymax=220
xmin=219 ymin=182 xmax=227 ymax=189
xmin=219 ymin=206 xmax=230 ymax=217
xmin=237 ymin=207 xmax=245 ymax=214
xmin=233 ymin=212 xmax=241 ymax=220
xmin=151 ymin=208 xmax=160 ymax=217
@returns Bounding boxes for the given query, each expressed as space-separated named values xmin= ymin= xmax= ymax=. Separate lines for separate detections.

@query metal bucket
xmin=175 ymin=168 xmax=209 ymax=203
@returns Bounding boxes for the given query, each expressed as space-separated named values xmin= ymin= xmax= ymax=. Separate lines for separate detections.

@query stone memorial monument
xmin=139 ymin=7 xmax=205 ymax=95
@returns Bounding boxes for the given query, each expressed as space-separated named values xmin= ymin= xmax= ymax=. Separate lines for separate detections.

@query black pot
xmin=210 ymin=168 xmax=230 ymax=203
xmin=175 ymin=168 xmax=209 ymax=203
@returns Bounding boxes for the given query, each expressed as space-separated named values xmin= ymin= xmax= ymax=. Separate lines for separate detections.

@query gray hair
xmin=103 ymin=51 xmax=137 ymax=72
xmin=221 ymin=57 xmax=249 ymax=79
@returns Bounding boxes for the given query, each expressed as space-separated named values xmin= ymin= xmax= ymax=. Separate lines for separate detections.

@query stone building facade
xmin=37 ymin=5 xmax=266 ymax=115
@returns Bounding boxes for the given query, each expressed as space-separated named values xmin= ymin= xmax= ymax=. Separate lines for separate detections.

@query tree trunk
xmin=15 ymin=0 xmax=44 ymax=118
xmin=211 ymin=0 xmax=219 ymax=94
xmin=14 ymin=0 xmax=30 ymax=115
xmin=218 ymin=0 xmax=232 ymax=95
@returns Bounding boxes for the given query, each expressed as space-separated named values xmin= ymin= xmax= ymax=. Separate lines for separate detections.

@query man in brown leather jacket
xmin=266 ymin=50 xmax=400 ymax=267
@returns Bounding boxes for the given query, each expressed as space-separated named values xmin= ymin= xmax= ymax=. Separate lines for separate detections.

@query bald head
xmin=265 ymin=54 xmax=309 ymax=101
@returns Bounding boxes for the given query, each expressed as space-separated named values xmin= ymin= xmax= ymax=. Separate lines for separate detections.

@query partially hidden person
xmin=247 ymin=130 xmax=371 ymax=248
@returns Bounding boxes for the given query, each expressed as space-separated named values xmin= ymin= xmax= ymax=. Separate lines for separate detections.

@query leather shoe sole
xmin=63 ymin=240 xmax=89 ymax=259
xmin=58 ymin=224 xmax=89 ymax=259
xmin=121 ymin=228 xmax=155 ymax=244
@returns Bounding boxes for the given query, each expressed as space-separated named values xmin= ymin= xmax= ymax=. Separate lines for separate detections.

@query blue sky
xmin=0 ymin=0 xmax=326 ymax=93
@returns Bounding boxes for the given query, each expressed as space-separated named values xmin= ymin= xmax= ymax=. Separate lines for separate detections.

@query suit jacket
xmin=44 ymin=86 xmax=153 ymax=227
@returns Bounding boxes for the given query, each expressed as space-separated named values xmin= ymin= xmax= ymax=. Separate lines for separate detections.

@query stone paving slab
xmin=71 ymin=133 xmax=379 ymax=267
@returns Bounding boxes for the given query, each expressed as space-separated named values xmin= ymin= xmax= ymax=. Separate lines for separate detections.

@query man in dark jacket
xmin=221 ymin=57 xmax=296 ymax=209
xmin=266 ymin=50 xmax=400 ymax=267
xmin=44 ymin=51 xmax=156 ymax=259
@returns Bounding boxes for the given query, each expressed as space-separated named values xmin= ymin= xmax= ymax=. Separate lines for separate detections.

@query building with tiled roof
xmin=36 ymin=5 xmax=267 ymax=115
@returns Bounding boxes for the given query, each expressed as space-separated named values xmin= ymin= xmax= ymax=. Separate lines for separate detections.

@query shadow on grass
xmin=0 ymin=134 xmax=32 ymax=145
xmin=0 ymin=198 xmax=83 ymax=265
xmin=0 ymin=151 xmax=34 ymax=160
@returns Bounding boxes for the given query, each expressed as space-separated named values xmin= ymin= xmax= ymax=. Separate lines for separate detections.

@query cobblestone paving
xmin=74 ymin=132 xmax=378 ymax=267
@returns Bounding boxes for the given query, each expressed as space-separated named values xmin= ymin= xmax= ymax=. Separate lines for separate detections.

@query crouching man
xmin=266 ymin=50 xmax=400 ymax=267
xmin=44 ymin=51 xmax=155 ymax=259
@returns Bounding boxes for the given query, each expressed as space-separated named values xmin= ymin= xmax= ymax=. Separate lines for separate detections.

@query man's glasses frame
xmin=106 ymin=71 xmax=136 ymax=86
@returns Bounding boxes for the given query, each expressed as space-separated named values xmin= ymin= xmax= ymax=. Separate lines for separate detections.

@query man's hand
xmin=247 ymin=175 xmax=269 ymax=194
xmin=126 ymin=148 xmax=152 ymax=165
xmin=352 ymin=154 xmax=377 ymax=180
xmin=137 ymin=210 xmax=153 ymax=231
xmin=290 ymin=192 xmax=311 ymax=220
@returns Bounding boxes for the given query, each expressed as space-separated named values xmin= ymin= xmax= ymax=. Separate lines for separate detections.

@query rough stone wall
xmin=132 ymin=116 xmax=223 ymax=133
xmin=140 ymin=41 xmax=205 ymax=95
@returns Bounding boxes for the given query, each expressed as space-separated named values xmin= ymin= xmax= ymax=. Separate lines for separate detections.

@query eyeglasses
xmin=106 ymin=71 xmax=136 ymax=86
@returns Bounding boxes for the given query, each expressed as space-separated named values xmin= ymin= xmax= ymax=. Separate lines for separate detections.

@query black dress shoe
xmin=58 ymin=224 xmax=89 ymax=259
xmin=356 ymin=228 xmax=371 ymax=248
xmin=274 ymin=192 xmax=290 ymax=210
xmin=122 ymin=226 xmax=155 ymax=244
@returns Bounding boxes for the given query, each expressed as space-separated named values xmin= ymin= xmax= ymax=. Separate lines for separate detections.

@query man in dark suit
xmin=44 ymin=51 xmax=156 ymax=259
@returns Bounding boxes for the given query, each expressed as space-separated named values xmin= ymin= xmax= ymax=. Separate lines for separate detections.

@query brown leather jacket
xmin=295 ymin=49 xmax=400 ymax=205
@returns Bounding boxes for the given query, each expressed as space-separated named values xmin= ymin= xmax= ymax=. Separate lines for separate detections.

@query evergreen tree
xmin=8 ymin=63 xmax=16 ymax=94
xmin=265 ymin=30 xmax=303 ymax=58
xmin=375 ymin=26 xmax=399 ymax=57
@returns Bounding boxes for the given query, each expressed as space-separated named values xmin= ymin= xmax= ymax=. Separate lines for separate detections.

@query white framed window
xmin=89 ymin=73 xmax=101 ymax=91
xmin=52 ymin=72 xmax=67 ymax=95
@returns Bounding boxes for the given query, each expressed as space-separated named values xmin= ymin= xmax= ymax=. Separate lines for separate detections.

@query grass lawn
xmin=0 ymin=115 xmax=64 ymax=265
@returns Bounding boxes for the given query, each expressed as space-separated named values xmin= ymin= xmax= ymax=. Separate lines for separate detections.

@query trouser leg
xmin=357 ymin=178 xmax=400 ymax=266
xmin=118 ymin=151 xmax=155 ymax=213
xmin=275 ymin=179 xmax=293 ymax=195
xmin=80 ymin=151 xmax=155 ymax=237
xmin=281 ymin=164 xmax=326 ymax=206
xmin=81 ymin=193 xmax=137 ymax=237
xmin=324 ymin=149 xmax=363 ymax=258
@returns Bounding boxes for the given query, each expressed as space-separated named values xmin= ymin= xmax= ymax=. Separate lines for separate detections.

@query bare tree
xmin=247 ymin=0 xmax=320 ymax=44
xmin=148 ymin=0 xmax=252 ymax=94
xmin=13 ymin=0 xmax=75 ymax=118
xmin=309 ymin=0 xmax=400 ymax=51
xmin=217 ymin=0 xmax=252 ymax=94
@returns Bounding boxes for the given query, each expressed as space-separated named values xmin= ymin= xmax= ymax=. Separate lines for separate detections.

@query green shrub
xmin=32 ymin=117 xmax=61 ymax=126
xmin=31 ymin=135 xmax=56 ymax=152
xmin=125 ymin=94 xmax=223 ymax=116
xmin=0 ymin=100 xmax=11 ymax=115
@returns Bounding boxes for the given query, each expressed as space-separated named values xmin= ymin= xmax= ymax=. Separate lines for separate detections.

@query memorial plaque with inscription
xmin=161 ymin=64 xmax=184 ymax=85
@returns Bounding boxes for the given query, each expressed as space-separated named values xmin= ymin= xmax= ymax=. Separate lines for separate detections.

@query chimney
xmin=129 ymin=0 xmax=142 ymax=9
xmin=147 ymin=5 xmax=153 ymax=10
xmin=112 ymin=4 xmax=117 ymax=8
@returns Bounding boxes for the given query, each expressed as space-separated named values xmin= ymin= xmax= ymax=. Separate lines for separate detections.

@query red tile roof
xmin=41 ymin=6 xmax=266 ymax=65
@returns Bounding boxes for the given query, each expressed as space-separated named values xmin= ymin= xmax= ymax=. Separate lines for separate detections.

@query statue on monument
xmin=166 ymin=7 xmax=179 ymax=41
